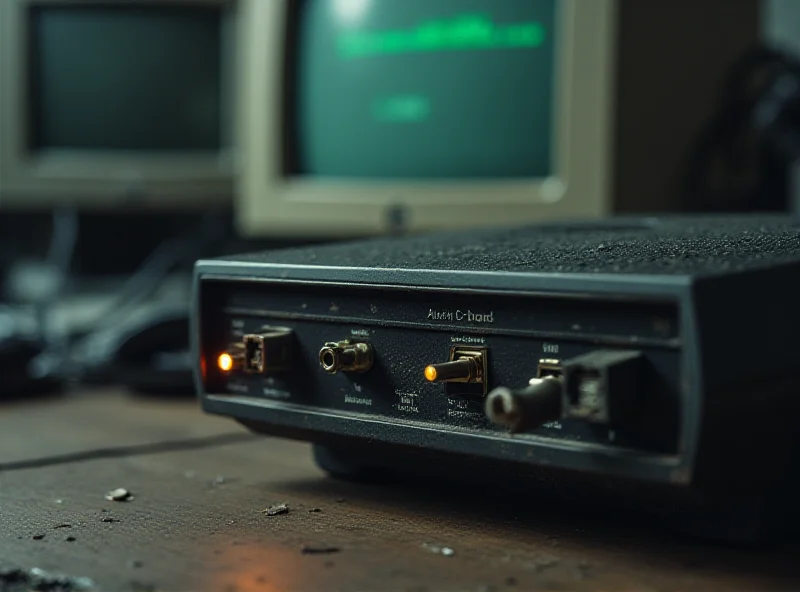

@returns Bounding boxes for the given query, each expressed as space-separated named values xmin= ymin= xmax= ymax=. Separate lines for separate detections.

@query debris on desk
xmin=105 ymin=487 xmax=134 ymax=502
xmin=0 ymin=566 xmax=95 ymax=591
xmin=100 ymin=516 xmax=120 ymax=523
xmin=308 ymin=507 xmax=322 ymax=513
xmin=422 ymin=543 xmax=455 ymax=557
xmin=263 ymin=502 xmax=290 ymax=516
xmin=31 ymin=534 xmax=45 ymax=540
xmin=301 ymin=544 xmax=341 ymax=555
xmin=65 ymin=536 xmax=77 ymax=542
xmin=53 ymin=523 xmax=72 ymax=529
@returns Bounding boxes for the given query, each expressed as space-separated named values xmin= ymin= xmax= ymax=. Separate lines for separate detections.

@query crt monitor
xmin=238 ymin=0 xmax=615 ymax=237
xmin=0 ymin=0 xmax=237 ymax=208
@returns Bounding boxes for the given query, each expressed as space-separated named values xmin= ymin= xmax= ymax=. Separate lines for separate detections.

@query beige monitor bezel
xmin=0 ymin=0 xmax=238 ymax=209
xmin=237 ymin=0 xmax=616 ymax=237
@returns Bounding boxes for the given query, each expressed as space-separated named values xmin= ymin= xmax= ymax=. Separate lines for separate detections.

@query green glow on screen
xmin=338 ymin=13 xmax=545 ymax=59
xmin=372 ymin=95 xmax=430 ymax=122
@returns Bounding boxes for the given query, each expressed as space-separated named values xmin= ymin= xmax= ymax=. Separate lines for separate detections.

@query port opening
xmin=239 ymin=327 xmax=293 ymax=374
xmin=243 ymin=335 xmax=265 ymax=373
xmin=320 ymin=348 xmax=337 ymax=372
xmin=565 ymin=368 xmax=603 ymax=410
xmin=319 ymin=341 xmax=374 ymax=374
xmin=537 ymin=358 xmax=562 ymax=379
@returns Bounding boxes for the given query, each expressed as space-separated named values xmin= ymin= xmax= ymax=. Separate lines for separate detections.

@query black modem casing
xmin=193 ymin=216 xmax=800 ymax=543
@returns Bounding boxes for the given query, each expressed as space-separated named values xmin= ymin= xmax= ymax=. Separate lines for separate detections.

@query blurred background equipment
xmin=0 ymin=0 xmax=236 ymax=208
xmin=236 ymin=0 xmax=761 ymax=237
xmin=0 ymin=0 xmax=798 ymax=399
xmin=682 ymin=46 xmax=800 ymax=212
xmin=0 ymin=0 xmax=238 ymax=395
xmin=764 ymin=0 xmax=800 ymax=212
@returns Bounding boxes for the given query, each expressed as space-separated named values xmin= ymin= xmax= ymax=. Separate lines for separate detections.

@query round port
xmin=318 ymin=341 xmax=373 ymax=374
xmin=319 ymin=347 xmax=338 ymax=373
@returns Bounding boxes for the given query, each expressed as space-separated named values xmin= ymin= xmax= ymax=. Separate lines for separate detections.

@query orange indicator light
xmin=424 ymin=365 xmax=438 ymax=382
xmin=217 ymin=353 xmax=234 ymax=372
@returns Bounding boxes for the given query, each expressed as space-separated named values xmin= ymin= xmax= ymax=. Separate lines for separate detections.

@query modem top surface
xmin=217 ymin=215 xmax=800 ymax=276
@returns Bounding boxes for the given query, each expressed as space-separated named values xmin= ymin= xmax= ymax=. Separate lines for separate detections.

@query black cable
xmin=28 ymin=212 xmax=229 ymax=383
xmin=36 ymin=206 xmax=79 ymax=339
xmin=77 ymin=212 xmax=228 ymax=336
xmin=10 ymin=206 xmax=80 ymax=383
xmin=59 ymin=213 xmax=228 ymax=383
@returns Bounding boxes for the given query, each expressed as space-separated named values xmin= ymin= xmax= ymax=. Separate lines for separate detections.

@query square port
xmin=561 ymin=350 xmax=642 ymax=425
xmin=564 ymin=368 xmax=605 ymax=421
xmin=537 ymin=358 xmax=562 ymax=379
xmin=241 ymin=328 xmax=293 ymax=374
xmin=243 ymin=334 xmax=266 ymax=373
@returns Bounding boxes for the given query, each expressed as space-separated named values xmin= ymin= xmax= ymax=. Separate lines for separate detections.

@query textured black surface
xmin=222 ymin=215 xmax=800 ymax=276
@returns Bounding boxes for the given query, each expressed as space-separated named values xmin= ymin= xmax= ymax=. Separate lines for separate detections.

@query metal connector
xmin=242 ymin=328 xmax=294 ymax=374
xmin=319 ymin=341 xmax=374 ymax=374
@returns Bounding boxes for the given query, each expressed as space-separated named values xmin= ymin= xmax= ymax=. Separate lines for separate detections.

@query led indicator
xmin=217 ymin=353 xmax=234 ymax=372
xmin=424 ymin=365 xmax=438 ymax=382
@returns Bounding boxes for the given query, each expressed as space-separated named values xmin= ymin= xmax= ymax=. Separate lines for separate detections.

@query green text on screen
xmin=295 ymin=0 xmax=557 ymax=180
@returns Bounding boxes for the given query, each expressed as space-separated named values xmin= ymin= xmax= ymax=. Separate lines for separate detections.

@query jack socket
xmin=319 ymin=341 xmax=374 ymax=374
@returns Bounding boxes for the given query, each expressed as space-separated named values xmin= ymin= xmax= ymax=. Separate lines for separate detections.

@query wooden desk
xmin=1 ymin=390 xmax=797 ymax=591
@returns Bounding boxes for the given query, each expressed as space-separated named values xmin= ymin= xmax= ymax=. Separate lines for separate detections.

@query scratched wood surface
xmin=0 ymin=390 xmax=798 ymax=592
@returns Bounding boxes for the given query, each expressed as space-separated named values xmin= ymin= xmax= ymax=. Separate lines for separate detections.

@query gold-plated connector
xmin=319 ymin=341 xmax=374 ymax=374
xmin=424 ymin=347 xmax=488 ymax=394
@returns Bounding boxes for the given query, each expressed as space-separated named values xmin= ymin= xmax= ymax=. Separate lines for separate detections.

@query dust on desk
xmin=422 ymin=543 xmax=455 ymax=557
xmin=105 ymin=487 xmax=134 ymax=502
xmin=263 ymin=503 xmax=289 ymax=516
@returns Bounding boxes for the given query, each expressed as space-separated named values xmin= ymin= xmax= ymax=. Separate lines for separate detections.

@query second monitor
xmin=0 ymin=0 xmax=237 ymax=208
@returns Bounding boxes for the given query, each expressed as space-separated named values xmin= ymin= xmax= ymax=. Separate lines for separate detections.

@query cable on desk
xmin=79 ymin=212 xmax=228 ymax=335
xmin=54 ymin=213 xmax=229 ymax=383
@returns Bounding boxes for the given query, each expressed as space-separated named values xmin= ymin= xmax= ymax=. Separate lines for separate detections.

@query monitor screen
xmin=28 ymin=4 xmax=223 ymax=152
xmin=294 ymin=0 xmax=557 ymax=180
